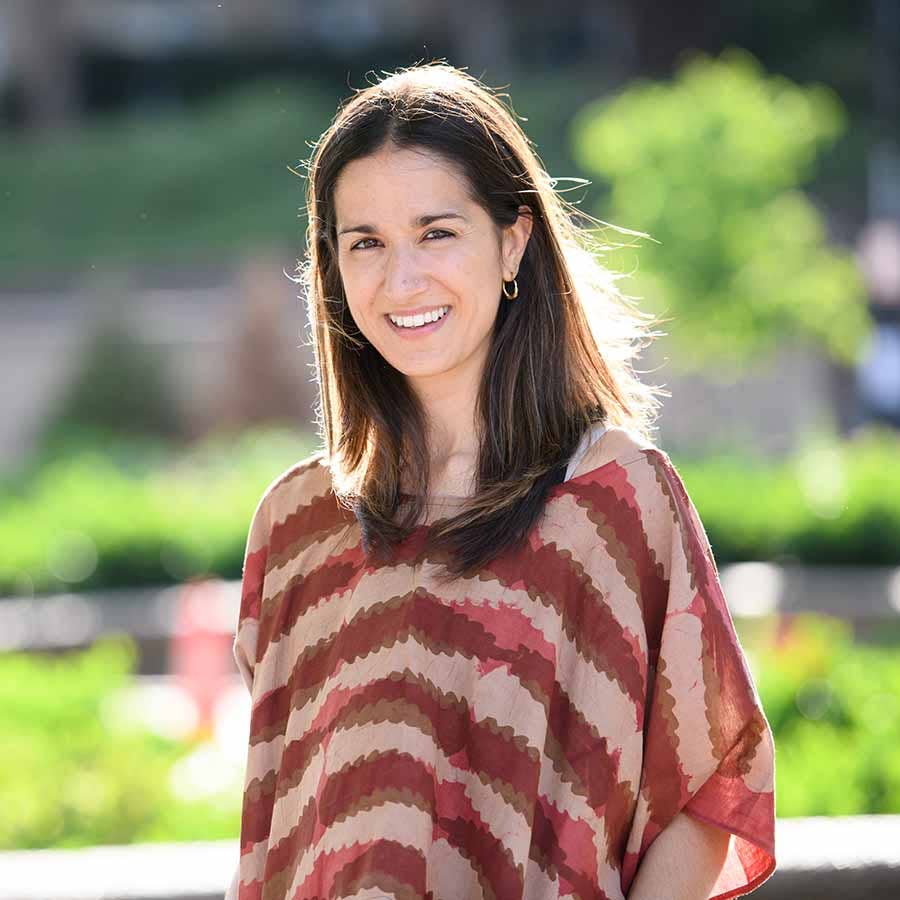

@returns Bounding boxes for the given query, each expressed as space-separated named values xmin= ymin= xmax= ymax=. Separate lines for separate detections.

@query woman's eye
xmin=349 ymin=230 xmax=453 ymax=251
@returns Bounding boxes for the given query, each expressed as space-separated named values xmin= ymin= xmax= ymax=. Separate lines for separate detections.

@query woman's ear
xmin=502 ymin=205 xmax=534 ymax=278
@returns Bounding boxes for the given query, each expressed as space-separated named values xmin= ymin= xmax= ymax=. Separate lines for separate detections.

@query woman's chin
xmin=396 ymin=361 xmax=451 ymax=380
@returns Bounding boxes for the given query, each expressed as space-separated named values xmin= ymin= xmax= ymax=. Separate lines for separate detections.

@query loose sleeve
xmin=232 ymin=487 xmax=270 ymax=695
xmin=620 ymin=452 xmax=776 ymax=900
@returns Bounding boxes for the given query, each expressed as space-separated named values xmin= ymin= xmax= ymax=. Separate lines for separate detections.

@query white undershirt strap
xmin=564 ymin=422 xmax=608 ymax=482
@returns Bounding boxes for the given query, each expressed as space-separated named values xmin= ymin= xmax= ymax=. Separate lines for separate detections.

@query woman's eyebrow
xmin=338 ymin=212 xmax=468 ymax=236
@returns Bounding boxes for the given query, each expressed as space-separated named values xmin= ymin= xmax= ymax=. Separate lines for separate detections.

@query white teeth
xmin=389 ymin=306 xmax=449 ymax=328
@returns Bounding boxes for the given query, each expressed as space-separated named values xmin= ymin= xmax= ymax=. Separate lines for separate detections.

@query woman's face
xmin=333 ymin=144 xmax=532 ymax=389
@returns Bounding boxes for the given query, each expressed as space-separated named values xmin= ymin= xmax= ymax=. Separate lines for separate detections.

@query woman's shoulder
xmin=566 ymin=423 xmax=663 ymax=482
xmin=253 ymin=447 xmax=335 ymax=524
xmin=564 ymin=426 xmax=712 ymax=568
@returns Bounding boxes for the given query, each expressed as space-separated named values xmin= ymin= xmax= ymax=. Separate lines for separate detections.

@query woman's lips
xmin=384 ymin=307 xmax=452 ymax=338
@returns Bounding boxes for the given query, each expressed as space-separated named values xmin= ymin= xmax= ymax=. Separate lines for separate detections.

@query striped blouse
xmin=228 ymin=424 xmax=776 ymax=899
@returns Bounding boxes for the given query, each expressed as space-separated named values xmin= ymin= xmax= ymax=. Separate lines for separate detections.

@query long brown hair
xmin=296 ymin=61 xmax=669 ymax=584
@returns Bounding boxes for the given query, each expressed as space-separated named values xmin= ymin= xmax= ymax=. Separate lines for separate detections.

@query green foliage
xmin=570 ymin=47 xmax=869 ymax=370
xmin=748 ymin=613 xmax=900 ymax=817
xmin=0 ymin=426 xmax=317 ymax=597
xmin=0 ymin=637 xmax=240 ymax=849
xmin=673 ymin=424 xmax=900 ymax=565
xmin=0 ymin=79 xmax=336 ymax=277
xmin=37 ymin=291 xmax=184 ymax=452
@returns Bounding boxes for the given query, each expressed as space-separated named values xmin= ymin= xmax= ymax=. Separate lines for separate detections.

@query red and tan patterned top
xmin=230 ymin=426 xmax=776 ymax=900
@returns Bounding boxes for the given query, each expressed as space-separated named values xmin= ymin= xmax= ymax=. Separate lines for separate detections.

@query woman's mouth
xmin=385 ymin=305 xmax=452 ymax=338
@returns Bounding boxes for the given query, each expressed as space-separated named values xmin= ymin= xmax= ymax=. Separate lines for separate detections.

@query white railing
xmin=1 ymin=815 xmax=899 ymax=900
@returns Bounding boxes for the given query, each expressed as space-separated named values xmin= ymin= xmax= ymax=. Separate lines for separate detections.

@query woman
xmin=228 ymin=62 xmax=776 ymax=900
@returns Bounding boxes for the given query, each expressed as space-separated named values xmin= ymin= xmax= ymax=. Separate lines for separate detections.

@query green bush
xmin=0 ymin=425 xmax=317 ymax=597
xmin=36 ymin=289 xmax=185 ymax=453
xmin=747 ymin=612 xmax=900 ymax=817
xmin=675 ymin=425 xmax=900 ymax=565
xmin=571 ymin=47 xmax=869 ymax=370
xmin=0 ymin=637 xmax=240 ymax=850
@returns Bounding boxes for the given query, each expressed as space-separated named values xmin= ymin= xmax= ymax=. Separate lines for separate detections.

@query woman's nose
xmin=384 ymin=246 xmax=427 ymax=301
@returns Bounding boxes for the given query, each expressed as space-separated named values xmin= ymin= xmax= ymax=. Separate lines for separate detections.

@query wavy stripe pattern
xmin=231 ymin=428 xmax=776 ymax=900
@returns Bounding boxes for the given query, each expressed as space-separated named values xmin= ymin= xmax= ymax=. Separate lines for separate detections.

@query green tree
xmin=570 ymin=47 xmax=869 ymax=372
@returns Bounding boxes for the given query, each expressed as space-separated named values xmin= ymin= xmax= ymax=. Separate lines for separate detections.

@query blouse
xmin=227 ymin=424 xmax=777 ymax=899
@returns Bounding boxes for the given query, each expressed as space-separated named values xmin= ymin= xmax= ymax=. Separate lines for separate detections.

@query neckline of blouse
xmin=398 ymin=425 xmax=617 ymax=506
xmin=397 ymin=461 xmax=618 ymax=507
xmin=400 ymin=422 xmax=614 ymax=506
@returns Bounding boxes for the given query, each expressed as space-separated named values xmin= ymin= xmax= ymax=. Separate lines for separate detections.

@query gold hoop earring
xmin=502 ymin=277 xmax=519 ymax=300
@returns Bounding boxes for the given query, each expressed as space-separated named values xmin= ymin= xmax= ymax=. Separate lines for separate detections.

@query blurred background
xmin=1 ymin=1 xmax=899 ymax=898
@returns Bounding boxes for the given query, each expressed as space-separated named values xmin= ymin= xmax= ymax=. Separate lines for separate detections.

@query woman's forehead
xmin=334 ymin=150 xmax=475 ymax=227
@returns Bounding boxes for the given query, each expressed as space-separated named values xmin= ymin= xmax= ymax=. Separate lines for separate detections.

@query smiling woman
xmin=330 ymin=143 xmax=533 ymax=465
xmin=228 ymin=61 xmax=777 ymax=900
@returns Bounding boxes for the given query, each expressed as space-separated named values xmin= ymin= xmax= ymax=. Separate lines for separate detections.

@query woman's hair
xmin=296 ymin=61 xmax=669 ymax=584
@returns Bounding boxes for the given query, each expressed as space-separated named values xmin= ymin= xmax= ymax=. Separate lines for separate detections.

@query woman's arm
xmin=626 ymin=810 xmax=732 ymax=900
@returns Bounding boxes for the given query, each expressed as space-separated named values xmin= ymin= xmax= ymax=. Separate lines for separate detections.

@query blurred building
xmin=0 ymin=0 xmax=635 ymax=130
